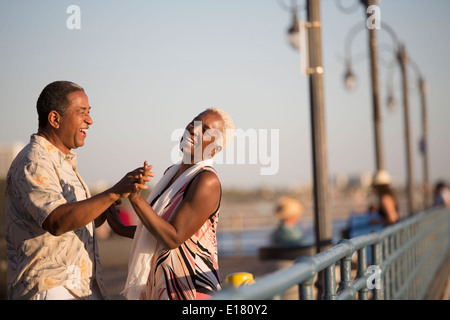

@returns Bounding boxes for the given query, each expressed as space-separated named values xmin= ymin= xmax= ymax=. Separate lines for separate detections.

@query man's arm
xmin=43 ymin=165 xmax=153 ymax=236
xmin=43 ymin=191 xmax=120 ymax=236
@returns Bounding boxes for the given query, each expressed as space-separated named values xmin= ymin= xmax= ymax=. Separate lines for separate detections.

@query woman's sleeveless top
xmin=144 ymin=167 xmax=221 ymax=300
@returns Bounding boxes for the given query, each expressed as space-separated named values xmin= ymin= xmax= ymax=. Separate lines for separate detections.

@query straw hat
xmin=372 ymin=169 xmax=391 ymax=186
xmin=275 ymin=196 xmax=304 ymax=220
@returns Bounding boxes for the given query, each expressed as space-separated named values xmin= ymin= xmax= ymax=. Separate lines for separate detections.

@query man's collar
xmin=31 ymin=134 xmax=77 ymax=167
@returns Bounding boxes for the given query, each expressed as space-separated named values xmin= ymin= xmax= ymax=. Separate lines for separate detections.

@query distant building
xmin=332 ymin=171 xmax=373 ymax=190
xmin=0 ymin=142 xmax=25 ymax=179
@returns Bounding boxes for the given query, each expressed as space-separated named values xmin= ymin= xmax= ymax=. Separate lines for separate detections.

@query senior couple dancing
xmin=5 ymin=81 xmax=235 ymax=300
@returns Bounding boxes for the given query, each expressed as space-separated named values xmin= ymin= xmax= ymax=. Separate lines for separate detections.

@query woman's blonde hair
xmin=206 ymin=107 xmax=235 ymax=150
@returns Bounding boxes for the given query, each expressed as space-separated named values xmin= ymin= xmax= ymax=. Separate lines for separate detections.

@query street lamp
xmin=417 ymin=75 xmax=431 ymax=209
xmin=287 ymin=10 xmax=301 ymax=50
xmin=385 ymin=58 xmax=398 ymax=113
xmin=385 ymin=45 xmax=431 ymax=210
xmin=339 ymin=0 xmax=386 ymax=176
xmin=281 ymin=0 xmax=302 ymax=50
xmin=339 ymin=1 xmax=424 ymax=216
xmin=280 ymin=0 xmax=332 ymax=257
xmin=282 ymin=0 xmax=332 ymax=299
xmin=380 ymin=23 xmax=416 ymax=215
xmin=344 ymin=62 xmax=356 ymax=91
xmin=386 ymin=93 xmax=396 ymax=112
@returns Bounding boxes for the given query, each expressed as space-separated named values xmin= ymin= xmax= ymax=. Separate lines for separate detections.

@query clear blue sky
xmin=1 ymin=0 xmax=449 ymax=190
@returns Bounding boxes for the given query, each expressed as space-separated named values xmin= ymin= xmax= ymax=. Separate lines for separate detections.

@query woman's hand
xmin=129 ymin=161 xmax=154 ymax=201
xmin=129 ymin=168 xmax=221 ymax=250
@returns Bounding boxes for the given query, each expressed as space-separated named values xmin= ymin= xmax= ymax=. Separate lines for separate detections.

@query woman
xmin=372 ymin=170 xmax=400 ymax=225
xmin=432 ymin=181 xmax=450 ymax=208
xmin=122 ymin=108 xmax=235 ymax=300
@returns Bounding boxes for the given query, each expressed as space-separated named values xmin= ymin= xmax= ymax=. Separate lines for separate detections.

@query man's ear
xmin=48 ymin=110 xmax=61 ymax=129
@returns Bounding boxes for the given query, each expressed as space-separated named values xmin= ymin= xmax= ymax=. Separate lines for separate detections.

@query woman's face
xmin=180 ymin=110 xmax=224 ymax=163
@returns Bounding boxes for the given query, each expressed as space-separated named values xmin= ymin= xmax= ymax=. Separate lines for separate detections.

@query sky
xmin=0 ymin=0 xmax=449 ymax=190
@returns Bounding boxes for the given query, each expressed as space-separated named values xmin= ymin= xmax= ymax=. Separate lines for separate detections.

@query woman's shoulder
xmin=182 ymin=168 xmax=221 ymax=200
xmin=163 ymin=165 xmax=176 ymax=175
xmin=192 ymin=169 xmax=220 ymax=189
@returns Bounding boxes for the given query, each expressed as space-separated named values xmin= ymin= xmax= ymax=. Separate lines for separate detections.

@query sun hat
xmin=275 ymin=196 xmax=304 ymax=220
xmin=373 ymin=169 xmax=391 ymax=186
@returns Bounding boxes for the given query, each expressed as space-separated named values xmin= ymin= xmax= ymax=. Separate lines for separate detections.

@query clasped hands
xmin=129 ymin=160 xmax=154 ymax=200
xmin=105 ymin=161 xmax=154 ymax=227
xmin=109 ymin=160 xmax=155 ymax=201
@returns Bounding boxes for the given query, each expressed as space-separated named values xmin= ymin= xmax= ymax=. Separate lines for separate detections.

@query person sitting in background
xmin=372 ymin=170 xmax=400 ymax=225
xmin=271 ymin=196 xmax=306 ymax=246
xmin=432 ymin=181 xmax=450 ymax=208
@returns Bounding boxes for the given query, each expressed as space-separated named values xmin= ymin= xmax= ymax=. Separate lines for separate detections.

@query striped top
xmin=144 ymin=167 xmax=221 ymax=300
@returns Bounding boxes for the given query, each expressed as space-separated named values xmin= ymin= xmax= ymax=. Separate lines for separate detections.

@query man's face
xmin=57 ymin=90 xmax=93 ymax=154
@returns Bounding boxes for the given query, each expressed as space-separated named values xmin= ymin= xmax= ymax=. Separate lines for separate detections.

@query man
xmin=5 ymin=81 xmax=151 ymax=300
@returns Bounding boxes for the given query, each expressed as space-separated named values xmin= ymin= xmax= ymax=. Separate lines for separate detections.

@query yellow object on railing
xmin=223 ymin=272 xmax=255 ymax=288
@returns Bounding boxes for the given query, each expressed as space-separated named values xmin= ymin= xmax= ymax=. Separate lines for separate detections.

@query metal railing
xmin=213 ymin=207 xmax=449 ymax=300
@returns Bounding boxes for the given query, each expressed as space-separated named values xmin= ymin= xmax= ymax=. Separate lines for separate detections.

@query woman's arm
xmin=94 ymin=211 xmax=107 ymax=228
xmin=381 ymin=195 xmax=399 ymax=225
xmin=129 ymin=171 xmax=220 ymax=249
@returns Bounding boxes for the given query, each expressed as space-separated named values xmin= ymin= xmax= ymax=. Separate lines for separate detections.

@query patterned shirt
xmin=5 ymin=134 xmax=107 ymax=300
xmin=145 ymin=167 xmax=221 ymax=300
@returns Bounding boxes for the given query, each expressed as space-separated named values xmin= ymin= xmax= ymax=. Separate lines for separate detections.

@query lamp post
xmin=306 ymin=0 xmax=332 ymax=254
xmin=397 ymin=44 xmax=415 ymax=215
xmin=341 ymin=0 xmax=386 ymax=177
xmin=340 ymin=0 xmax=418 ymax=215
xmin=282 ymin=0 xmax=332 ymax=255
xmin=282 ymin=0 xmax=331 ymax=300
xmin=380 ymin=22 xmax=417 ymax=215
xmin=362 ymin=0 xmax=385 ymax=173
xmin=305 ymin=0 xmax=332 ymax=299
xmin=386 ymin=55 xmax=430 ymax=210
xmin=418 ymin=76 xmax=430 ymax=209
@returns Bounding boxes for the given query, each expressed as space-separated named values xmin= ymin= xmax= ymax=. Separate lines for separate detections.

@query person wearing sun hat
xmin=271 ymin=196 xmax=306 ymax=246
xmin=372 ymin=170 xmax=400 ymax=225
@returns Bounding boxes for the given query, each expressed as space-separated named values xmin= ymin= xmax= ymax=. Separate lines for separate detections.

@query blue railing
xmin=213 ymin=207 xmax=449 ymax=300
